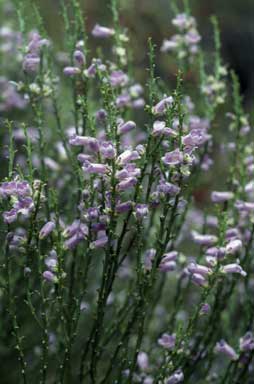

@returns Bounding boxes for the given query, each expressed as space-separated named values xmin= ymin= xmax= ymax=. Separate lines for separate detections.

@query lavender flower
xmin=91 ymin=24 xmax=115 ymax=38
xmin=221 ymin=263 xmax=247 ymax=277
xmin=23 ymin=54 xmax=40 ymax=73
xmin=162 ymin=149 xmax=184 ymax=166
xmin=39 ymin=221 xmax=56 ymax=239
xmin=211 ymin=191 xmax=234 ymax=203
xmin=83 ymin=162 xmax=109 ymax=175
xmin=165 ymin=370 xmax=184 ymax=384
xmin=117 ymin=177 xmax=137 ymax=191
xmin=63 ymin=66 xmax=81 ymax=76
xmin=100 ymin=142 xmax=116 ymax=159
xmin=191 ymin=273 xmax=207 ymax=287
xmin=187 ymin=262 xmax=211 ymax=276
xmin=73 ymin=50 xmax=86 ymax=67
xmin=200 ymin=303 xmax=211 ymax=315
xmin=43 ymin=270 xmax=58 ymax=283
xmin=90 ymin=232 xmax=108 ymax=249
xmin=152 ymin=96 xmax=173 ymax=115
xmin=134 ymin=204 xmax=149 ymax=220
xmin=159 ymin=252 xmax=178 ymax=272
xmin=117 ymin=120 xmax=136 ymax=135
xmin=116 ymin=201 xmax=132 ymax=213
xmin=3 ymin=208 xmax=18 ymax=224
xmin=239 ymin=332 xmax=254 ymax=352
xmin=137 ymin=352 xmax=149 ymax=371
xmin=158 ymin=333 xmax=176 ymax=349
xmin=110 ymin=70 xmax=128 ymax=87
xmin=225 ymin=239 xmax=242 ymax=254
xmin=117 ymin=149 xmax=140 ymax=165
xmin=191 ymin=231 xmax=218 ymax=246
xmin=214 ymin=340 xmax=238 ymax=361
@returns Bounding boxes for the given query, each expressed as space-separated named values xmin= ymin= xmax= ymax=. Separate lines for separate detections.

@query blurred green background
xmin=34 ymin=0 xmax=254 ymax=107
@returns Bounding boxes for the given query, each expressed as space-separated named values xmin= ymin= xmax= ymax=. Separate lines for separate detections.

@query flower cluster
xmin=0 ymin=180 xmax=34 ymax=224
xmin=161 ymin=13 xmax=201 ymax=60
xmin=0 ymin=2 xmax=253 ymax=384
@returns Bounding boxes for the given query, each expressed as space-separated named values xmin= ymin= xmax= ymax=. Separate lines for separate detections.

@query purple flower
xmin=166 ymin=370 xmax=184 ymax=384
xmin=83 ymin=162 xmax=109 ymax=175
xmin=69 ymin=135 xmax=99 ymax=150
xmin=27 ymin=32 xmax=49 ymax=54
xmin=161 ymin=38 xmax=179 ymax=53
xmin=159 ymin=260 xmax=176 ymax=272
xmin=225 ymin=239 xmax=242 ymax=254
xmin=205 ymin=247 xmax=226 ymax=260
xmin=162 ymin=149 xmax=184 ymax=166
xmin=64 ymin=234 xmax=83 ymax=250
xmin=240 ymin=332 xmax=254 ymax=352
xmin=152 ymin=120 xmax=177 ymax=137
xmin=90 ymin=232 xmax=108 ymax=249
xmin=91 ymin=24 xmax=115 ymax=38
xmin=100 ymin=142 xmax=116 ymax=159
xmin=116 ymin=201 xmax=132 ymax=213
xmin=211 ymin=191 xmax=234 ymax=203
xmin=63 ymin=66 xmax=81 ymax=76
xmin=135 ymin=204 xmax=149 ymax=220
xmin=132 ymin=98 xmax=145 ymax=109
xmin=43 ymin=270 xmax=58 ymax=283
xmin=63 ymin=219 xmax=81 ymax=238
xmin=221 ymin=263 xmax=246 ymax=277
xmin=23 ymin=54 xmax=40 ymax=73
xmin=110 ymin=70 xmax=128 ymax=87
xmin=77 ymin=154 xmax=92 ymax=163
xmin=117 ymin=120 xmax=136 ymax=135
xmin=137 ymin=352 xmax=149 ymax=371
xmin=13 ymin=197 xmax=34 ymax=216
xmin=3 ymin=208 xmax=18 ymax=224
xmin=191 ymin=273 xmax=207 ymax=287
xmin=152 ymin=96 xmax=173 ymax=115
xmin=182 ymin=129 xmax=209 ymax=148
xmin=225 ymin=228 xmax=240 ymax=241
xmin=84 ymin=62 xmax=97 ymax=78
xmin=117 ymin=177 xmax=137 ymax=191
xmin=159 ymin=252 xmax=178 ymax=272
xmin=116 ymin=164 xmax=140 ymax=180
xmin=214 ymin=340 xmax=238 ymax=361
xmin=187 ymin=262 xmax=211 ymax=276
xmin=185 ymin=31 xmax=201 ymax=45
xmin=116 ymin=93 xmax=131 ymax=108
xmin=235 ymin=200 xmax=254 ymax=213
xmin=158 ymin=333 xmax=176 ymax=349
xmin=73 ymin=50 xmax=86 ymax=67
xmin=39 ymin=221 xmax=55 ymax=239
xmin=95 ymin=108 xmax=107 ymax=122
xmin=172 ymin=13 xmax=194 ymax=30
xmin=200 ymin=303 xmax=211 ymax=315
xmin=117 ymin=150 xmax=140 ymax=165
xmin=191 ymin=231 xmax=218 ymax=246
xmin=45 ymin=255 xmax=57 ymax=271
xmin=144 ymin=248 xmax=156 ymax=270
xmin=87 ymin=207 xmax=99 ymax=221
xmin=157 ymin=180 xmax=180 ymax=196
xmin=0 ymin=181 xmax=31 ymax=198
xmin=63 ymin=220 xmax=88 ymax=249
